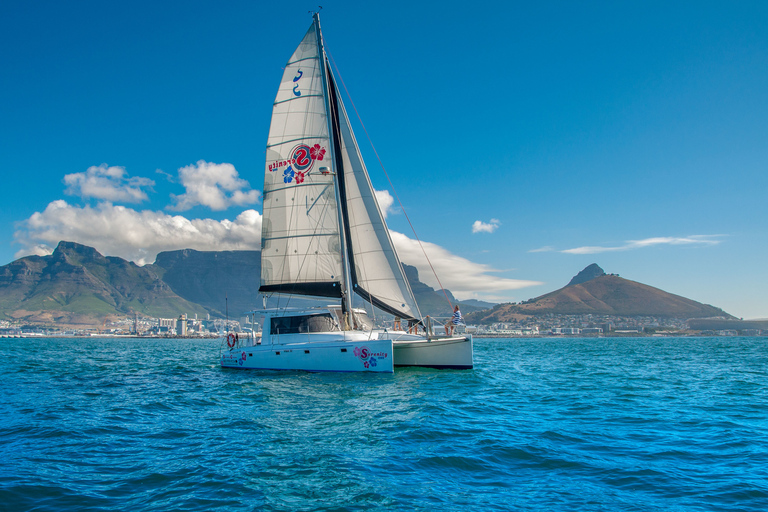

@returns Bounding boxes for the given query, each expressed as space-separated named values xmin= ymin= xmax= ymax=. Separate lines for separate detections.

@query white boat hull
xmin=220 ymin=338 xmax=394 ymax=373
xmin=389 ymin=335 xmax=473 ymax=370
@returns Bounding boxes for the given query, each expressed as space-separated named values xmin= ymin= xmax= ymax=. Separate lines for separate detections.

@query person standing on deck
xmin=445 ymin=305 xmax=462 ymax=336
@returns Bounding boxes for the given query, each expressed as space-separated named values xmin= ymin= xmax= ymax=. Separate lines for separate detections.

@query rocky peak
xmin=52 ymin=241 xmax=108 ymax=265
xmin=567 ymin=263 xmax=606 ymax=287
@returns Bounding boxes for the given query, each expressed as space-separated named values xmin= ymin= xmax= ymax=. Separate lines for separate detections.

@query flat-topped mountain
xmin=467 ymin=264 xmax=732 ymax=323
xmin=150 ymin=249 xmax=484 ymax=318
xmin=150 ymin=248 xmax=261 ymax=319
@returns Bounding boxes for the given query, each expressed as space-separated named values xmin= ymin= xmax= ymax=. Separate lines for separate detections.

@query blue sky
xmin=1 ymin=1 xmax=766 ymax=319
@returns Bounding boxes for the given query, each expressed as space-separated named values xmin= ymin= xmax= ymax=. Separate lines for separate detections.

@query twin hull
xmin=220 ymin=335 xmax=473 ymax=373
xmin=222 ymin=337 xmax=394 ymax=373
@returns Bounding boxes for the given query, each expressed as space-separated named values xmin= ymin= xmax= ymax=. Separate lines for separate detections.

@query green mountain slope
xmin=0 ymin=241 xmax=206 ymax=325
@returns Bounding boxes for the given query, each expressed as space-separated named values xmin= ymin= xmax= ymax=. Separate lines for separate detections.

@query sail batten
xmin=266 ymin=137 xmax=328 ymax=149
xmin=273 ymin=94 xmax=324 ymax=107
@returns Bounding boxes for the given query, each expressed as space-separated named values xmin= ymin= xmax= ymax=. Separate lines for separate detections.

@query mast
xmin=313 ymin=12 xmax=354 ymax=329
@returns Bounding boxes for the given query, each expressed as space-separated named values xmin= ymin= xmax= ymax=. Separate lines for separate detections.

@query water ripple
xmin=1 ymin=336 xmax=768 ymax=510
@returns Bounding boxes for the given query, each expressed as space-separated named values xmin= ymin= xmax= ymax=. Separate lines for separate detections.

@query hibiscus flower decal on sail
xmin=310 ymin=144 xmax=326 ymax=161
xmin=270 ymin=144 xmax=327 ymax=177
xmin=294 ymin=171 xmax=305 ymax=184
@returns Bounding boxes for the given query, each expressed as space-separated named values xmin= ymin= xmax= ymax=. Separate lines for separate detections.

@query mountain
xmin=466 ymin=264 xmax=732 ymax=324
xmin=403 ymin=265 xmax=487 ymax=316
xmin=567 ymin=263 xmax=606 ymax=286
xmin=150 ymin=249 xmax=261 ymax=318
xmin=460 ymin=299 xmax=497 ymax=310
xmin=0 ymin=241 xmax=206 ymax=326
xmin=6 ymin=247 xmax=727 ymax=328
xmin=150 ymin=251 xmax=477 ymax=319
xmin=0 ymin=242 xmax=479 ymax=326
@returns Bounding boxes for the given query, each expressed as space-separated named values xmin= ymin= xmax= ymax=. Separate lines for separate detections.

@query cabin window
xmin=270 ymin=313 xmax=339 ymax=335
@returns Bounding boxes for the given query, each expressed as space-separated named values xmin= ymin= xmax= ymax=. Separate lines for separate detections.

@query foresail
xmin=333 ymin=79 xmax=421 ymax=321
xmin=260 ymin=24 xmax=344 ymax=298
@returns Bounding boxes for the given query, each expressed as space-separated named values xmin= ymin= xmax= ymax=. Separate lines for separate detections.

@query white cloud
xmin=472 ymin=218 xmax=500 ymax=234
xmin=529 ymin=246 xmax=555 ymax=253
xmin=562 ymin=235 xmax=723 ymax=255
xmin=14 ymin=195 xmax=541 ymax=302
xmin=15 ymin=200 xmax=262 ymax=265
xmin=64 ymin=164 xmax=154 ymax=203
xmin=390 ymin=231 xmax=541 ymax=299
xmin=374 ymin=189 xmax=397 ymax=219
xmin=168 ymin=160 xmax=261 ymax=211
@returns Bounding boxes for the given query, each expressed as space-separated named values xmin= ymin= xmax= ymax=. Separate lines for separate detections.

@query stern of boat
xmin=389 ymin=335 xmax=473 ymax=370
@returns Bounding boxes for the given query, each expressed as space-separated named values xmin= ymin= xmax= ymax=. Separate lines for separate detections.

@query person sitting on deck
xmin=445 ymin=305 xmax=462 ymax=336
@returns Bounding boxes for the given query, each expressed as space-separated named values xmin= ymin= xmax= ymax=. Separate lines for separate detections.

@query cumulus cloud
xmin=472 ymin=219 xmax=500 ymax=234
xmin=64 ymin=164 xmax=154 ymax=203
xmin=390 ymin=231 xmax=541 ymax=299
xmin=15 ymin=200 xmax=262 ymax=265
xmin=562 ymin=235 xmax=723 ymax=255
xmin=168 ymin=160 xmax=261 ymax=211
xmin=14 ymin=187 xmax=541 ymax=302
xmin=374 ymin=189 xmax=397 ymax=219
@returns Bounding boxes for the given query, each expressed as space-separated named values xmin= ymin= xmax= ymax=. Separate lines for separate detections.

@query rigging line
xmin=327 ymin=51 xmax=454 ymax=311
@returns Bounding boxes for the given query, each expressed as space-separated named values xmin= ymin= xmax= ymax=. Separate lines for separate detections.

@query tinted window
xmin=271 ymin=313 xmax=339 ymax=334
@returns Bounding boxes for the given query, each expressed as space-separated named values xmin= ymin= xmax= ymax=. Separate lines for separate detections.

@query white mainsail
xmin=260 ymin=24 xmax=344 ymax=298
xmin=260 ymin=15 xmax=421 ymax=321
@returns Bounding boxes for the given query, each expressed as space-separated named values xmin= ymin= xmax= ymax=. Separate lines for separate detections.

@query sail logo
xmin=269 ymin=144 xmax=327 ymax=184
xmin=293 ymin=69 xmax=303 ymax=96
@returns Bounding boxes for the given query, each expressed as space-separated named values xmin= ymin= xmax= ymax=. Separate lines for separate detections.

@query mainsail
xmin=260 ymin=14 xmax=421 ymax=321
xmin=260 ymin=23 xmax=343 ymax=298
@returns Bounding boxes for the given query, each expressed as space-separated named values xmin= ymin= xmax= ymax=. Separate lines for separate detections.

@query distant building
xmin=177 ymin=314 xmax=187 ymax=336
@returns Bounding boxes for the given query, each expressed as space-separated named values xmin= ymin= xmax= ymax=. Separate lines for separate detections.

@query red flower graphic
xmin=310 ymin=144 xmax=326 ymax=161
xmin=295 ymin=171 xmax=305 ymax=184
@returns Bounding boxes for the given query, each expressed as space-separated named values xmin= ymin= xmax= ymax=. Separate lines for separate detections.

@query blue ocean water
xmin=1 ymin=337 xmax=767 ymax=511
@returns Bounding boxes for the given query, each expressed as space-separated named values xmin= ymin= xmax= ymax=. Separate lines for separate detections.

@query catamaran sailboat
xmin=220 ymin=13 xmax=473 ymax=373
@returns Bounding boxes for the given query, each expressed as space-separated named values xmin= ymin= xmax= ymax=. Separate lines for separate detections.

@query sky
xmin=1 ymin=1 xmax=766 ymax=319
